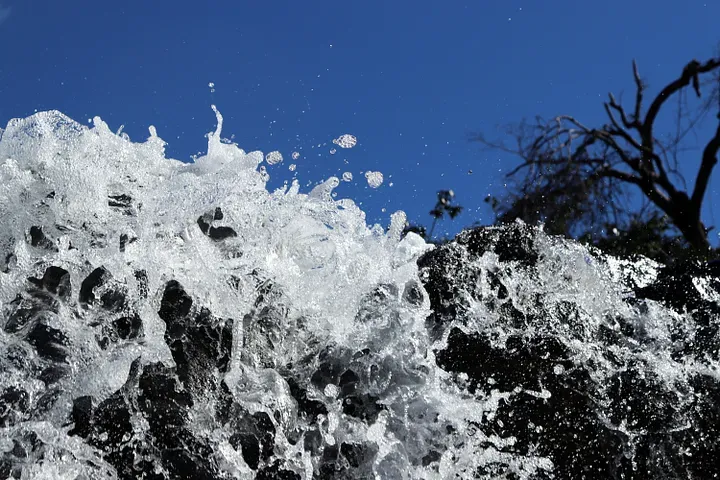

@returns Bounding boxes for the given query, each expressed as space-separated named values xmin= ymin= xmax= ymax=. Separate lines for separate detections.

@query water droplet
xmin=289 ymin=164 xmax=296 ymax=171
xmin=329 ymin=148 xmax=337 ymax=155
xmin=265 ymin=151 xmax=283 ymax=165
xmin=342 ymin=172 xmax=353 ymax=182
xmin=333 ymin=134 xmax=357 ymax=149
xmin=365 ymin=171 xmax=383 ymax=188
xmin=292 ymin=151 xmax=300 ymax=160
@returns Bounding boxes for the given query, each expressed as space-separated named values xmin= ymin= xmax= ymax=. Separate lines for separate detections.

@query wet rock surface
xmin=0 ymin=223 xmax=720 ymax=479
xmin=420 ymin=223 xmax=720 ymax=479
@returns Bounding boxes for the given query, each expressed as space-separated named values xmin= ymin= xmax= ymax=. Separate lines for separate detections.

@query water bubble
xmin=342 ymin=172 xmax=353 ymax=182
xmin=291 ymin=151 xmax=300 ymax=160
xmin=333 ymin=134 xmax=357 ymax=149
xmin=289 ymin=164 xmax=296 ymax=172
xmin=365 ymin=171 xmax=383 ymax=188
xmin=265 ymin=151 xmax=283 ymax=165
xmin=324 ymin=384 xmax=339 ymax=398
xmin=329 ymin=148 xmax=337 ymax=155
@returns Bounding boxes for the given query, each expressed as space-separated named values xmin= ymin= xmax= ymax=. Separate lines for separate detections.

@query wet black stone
xmin=79 ymin=266 xmax=110 ymax=306
xmin=256 ymin=462 xmax=300 ymax=480
xmin=4 ymin=293 xmax=58 ymax=334
xmin=28 ymin=226 xmax=57 ymax=252
xmin=303 ymin=428 xmax=323 ymax=456
xmin=27 ymin=322 xmax=67 ymax=363
xmin=64 ymin=281 xmax=238 ymax=477
xmin=68 ymin=395 xmax=93 ymax=437
xmin=634 ymin=259 xmax=720 ymax=359
xmin=38 ymin=364 xmax=69 ymax=385
xmin=160 ymin=291 xmax=233 ymax=393
xmin=107 ymin=194 xmax=134 ymax=215
xmin=100 ymin=289 xmax=126 ymax=313
xmin=421 ymin=450 xmax=442 ymax=467
xmin=311 ymin=355 xmax=345 ymax=389
xmin=1 ymin=252 xmax=14 ymax=273
xmin=0 ymin=387 xmax=29 ymax=427
xmin=0 ymin=461 xmax=11 ymax=480
xmin=342 ymin=393 xmax=384 ymax=423
xmin=214 ymin=206 xmax=224 ymax=220
xmin=107 ymin=194 xmax=132 ymax=208
xmin=208 ymin=225 xmax=237 ymax=240
xmin=286 ymin=377 xmax=327 ymax=421
xmin=197 ymin=215 xmax=211 ymax=234
xmin=158 ymin=280 xmax=193 ymax=322
xmin=197 ymin=209 xmax=238 ymax=241
xmin=340 ymin=442 xmax=367 ymax=468
xmin=35 ymin=387 xmax=61 ymax=415
xmin=418 ymin=224 xmax=720 ymax=479
xmin=455 ymin=222 xmax=539 ymax=267
xmin=113 ymin=314 xmax=142 ymax=340
xmin=27 ymin=266 xmax=71 ymax=299
xmin=339 ymin=369 xmax=359 ymax=397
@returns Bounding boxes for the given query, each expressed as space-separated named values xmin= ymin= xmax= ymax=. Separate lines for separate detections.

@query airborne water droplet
xmin=292 ymin=151 xmax=300 ymax=160
xmin=365 ymin=171 xmax=383 ymax=188
xmin=342 ymin=172 xmax=353 ymax=182
xmin=265 ymin=151 xmax=283 ymax=165
xmin=333 ymin=134 xmax=357 ymax=149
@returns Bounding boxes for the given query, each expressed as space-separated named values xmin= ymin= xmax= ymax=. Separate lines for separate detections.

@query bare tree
xmin=477 ymin=57 xmax=720 ymax=251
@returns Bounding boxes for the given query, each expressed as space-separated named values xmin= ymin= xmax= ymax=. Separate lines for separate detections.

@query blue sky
xmin=1 ymin=1 xmax=719 ymax=242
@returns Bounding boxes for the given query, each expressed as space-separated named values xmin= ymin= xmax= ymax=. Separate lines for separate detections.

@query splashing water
xmin=342 ymin=171 xmax=353 ymax=182
xmin=1 ymin=107 xmax=718 ymax=479
xmin=265 ymin=150 xmax=283 ymax=165
xmin=332 ymin=134 xmax=357 ymax=149
xmin=0 ymin=108 xmax=441 ymax=479
xmin=365 ymin=171 xmax=384 ymax=188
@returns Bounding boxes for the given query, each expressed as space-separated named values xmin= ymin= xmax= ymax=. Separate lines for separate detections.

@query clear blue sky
xmin=1 ymin=1 xmax=719 ymax=241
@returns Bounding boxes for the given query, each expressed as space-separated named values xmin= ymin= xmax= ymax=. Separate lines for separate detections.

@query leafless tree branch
xmin=475 ymin=56 xmax=720 ymax=251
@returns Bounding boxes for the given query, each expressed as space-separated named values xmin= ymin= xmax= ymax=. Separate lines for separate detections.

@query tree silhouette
xmin=476 ymin=56 xmax=720 ymax=253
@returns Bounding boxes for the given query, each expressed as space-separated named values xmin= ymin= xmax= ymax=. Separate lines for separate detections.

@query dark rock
xmin=112 ymin=314 xmax=142 ymax=340
xmin=27 ymin=322 xmax=68 ymax=363
xmin=256 ymin=461 xmax=300 ymax=480
xmin=197 ymin=208 xmax=238 ymax=241
xmin=107 ymin=194 xmax=132 ymax=208
xmin=0 ymin=387 xmax=29 ymax=427
xmin=79 ymin=266 xmax=110 ymax=306
xmin=28 ymin=226 xmax=57 ymax=252
xmin=286 ymin=377 xmax=327 ymax=421
xmin=27 ymin=266 xmax=71 ymax=299
xmin=422 ymin=224 xmax=720 ymax=479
